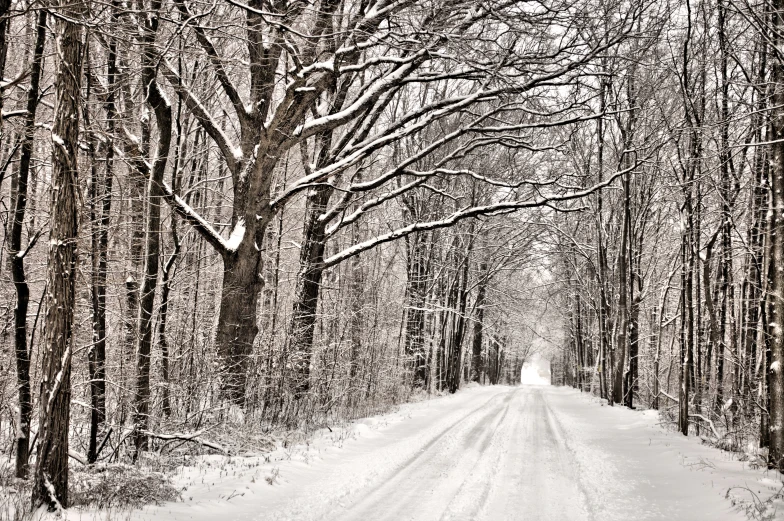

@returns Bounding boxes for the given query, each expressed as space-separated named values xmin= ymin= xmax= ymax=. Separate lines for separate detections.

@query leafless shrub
xmin=69 ymin=464 xmax=180 ymax=509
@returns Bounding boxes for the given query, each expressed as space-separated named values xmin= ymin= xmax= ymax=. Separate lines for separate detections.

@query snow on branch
xmin=321 ymin=159 xmax=637 ymax=269
xmin=688 ymin=414 xmax=721 ymax=442
xmin=290 ymin=52 xmax=425 ymax=143
xmin=160 ymin=57 xmax=242 ymax=174
xmin=2 ymin=109 xmax=27 ymax=119
xmin=142 ymin=430 xmax=229 ymax=454
xmin=274 ymin=95 xmax=488 ymax=207
xmin=161 ymin=181 xmax=245 ymax=256
xmin=324 ymin=178 xmax=428 ymax=236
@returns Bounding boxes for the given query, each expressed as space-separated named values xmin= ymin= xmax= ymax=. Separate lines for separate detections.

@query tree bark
xmin=767 ymin=0 xmax=784 ymax=469
xmin=86 ymin=30 xmax=114 ymax=463
xmin=404 ymin=230 xmax=430 ymax=388
xmin=133 ymin=0 xmax=173 ymax=454
xmin=613 ymin=170 xmax=630 ymax=404
xmin=595 ymin=69 xmax=611 ymax=403
xmin=9 ymin=9 xmax=45 ymax=480
xmin=471 ymin=263 xmax=488 ymax=382
xmin=448 ymin=232 xmax=472 ymax=394
xmin=216 ymin=241 xmax=263 ymax=403
xmin=0 ymin=0 xmax=11 ymax=142
xmin=32 ymin=5 xmax=83 ymax=509
xmin=287 ymin=185 xmax=332 ymax=398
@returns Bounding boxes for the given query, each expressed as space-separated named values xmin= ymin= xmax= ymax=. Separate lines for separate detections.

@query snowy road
xmin=332 ymin=386 xmax=589 ymax=521
xmin=129 ymin=385 xmax=783 ymax=521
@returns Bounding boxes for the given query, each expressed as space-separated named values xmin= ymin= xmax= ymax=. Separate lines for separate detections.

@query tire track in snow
xmin=328 ymin=388 xmax=518 ymax=521
xmin=479 ymin=387 xmax=592 ymax=521
xmin=436 ymin=389 xmax=525 ymax=521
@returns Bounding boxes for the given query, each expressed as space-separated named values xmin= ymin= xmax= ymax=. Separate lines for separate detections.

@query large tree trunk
xmin=403 ymin=231 xmax=430 ymax=388
xmin=448 ymin=235 xmax=472 ymax=394
xmin=679 ymin=207 xmax=695 ymax=436
xmin=156 ymin=87 xmax=186 ymax=419
xmin=157 ymin=245 xmax=178 ymax=417
xmin=216 ymin=239 xmax=263 ymax=403
xmin=613 ymin=171 xmax=630 ymax=404
xmin=751 ymin=43 xmax=770 ymax=446
xmin=595 ymin=70 xmax=611 ymax=403
xmin=122 ymin=55 xmax=147 ymax=426
xmin=626 ymin=288 xmax=640 ymax=408
xmin=348 ymin=224 xmax=365 ymax=404
xmin=716 ymin=0 xmax=733 ymax=418
xmin=32 ymin=5 xmax=83 ymax=509
xmin=575 ymin=292 xmax=585 ymax=390
xmin=9 ymin=9 xmax=45 ymax=480
xmin=651 ymin=306 xmax=660 ymax=409
xmin=716 ymin=214 xmax=731 ymax=413
xmin=762 ymin=229 xmax=774 ymax=449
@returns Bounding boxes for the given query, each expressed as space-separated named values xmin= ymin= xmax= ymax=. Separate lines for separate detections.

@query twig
xmin=142 ymin=430 xmax=229 ymax=454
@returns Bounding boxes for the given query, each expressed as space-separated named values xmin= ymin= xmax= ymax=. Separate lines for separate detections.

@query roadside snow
xmin=39 ymin=386 xmax=784 ymax=521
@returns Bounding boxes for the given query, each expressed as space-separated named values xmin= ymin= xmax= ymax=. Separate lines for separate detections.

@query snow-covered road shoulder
xmin=549 ymin=387 xmax=784 ymax=520
xmin=128 ymin=385 xmax=510 ymax=521
xmin=55 ymin=385 xmax=784 ymax=521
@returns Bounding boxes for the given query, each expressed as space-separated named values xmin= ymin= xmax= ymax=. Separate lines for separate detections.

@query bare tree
xmin=31 ymin=0 xmax=84 ymax=508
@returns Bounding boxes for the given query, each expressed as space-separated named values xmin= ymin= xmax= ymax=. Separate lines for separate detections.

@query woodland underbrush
xmin=657 ymin=402 xmax=766 ymax=459
xmin=1 ymin=455 xmax=181 ymax=520
xmin=648 ymin=396 xmax=784 ymax=520
xmin=0 ymin=381 xmax=434 ymax=517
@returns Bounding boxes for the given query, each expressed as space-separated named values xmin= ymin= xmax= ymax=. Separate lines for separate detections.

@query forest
xmin=0 ymin=0 xmax=783 ymax=514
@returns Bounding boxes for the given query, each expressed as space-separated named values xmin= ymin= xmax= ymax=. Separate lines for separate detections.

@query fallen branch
xmin=688 ymin=413 xmax=721 ymax=441
xmin=142 ymin=430 xmax=229 ymax=454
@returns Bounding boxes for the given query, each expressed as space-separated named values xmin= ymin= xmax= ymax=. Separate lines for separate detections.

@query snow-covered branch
xmin=322 ymin=160 xmax=637 ymax=269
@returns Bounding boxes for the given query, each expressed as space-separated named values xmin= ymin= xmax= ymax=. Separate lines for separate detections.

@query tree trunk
xmin=626 ymin=287 xmax=640 ymax=409
xmin=156 ymin=79 xmax=185 ymax=419
xmin=216 ymin=240 xmax=263 ymax=403
xmin=87 ymin=30 xmax=114 ymax=463
xmin=133 ymin=0 xmax=172 ymax=454
xmin=679 ymin=210 xmax=694 ymax=436
xmin=287 ymin=185 xmax=332 ymax=398
xmin=404 ymin=231 xmax=430 ymax=388
xmin=613 ymin=171 xmax=630 ymax=404
xmin=768 ymin=0 xmax=784 ymax=469
xmin=471 ymin=263 xmax=488 ymax=382
xmin=32 ymin=6 xmax=83 ymax=509
xmin=595 ymin=70 xmax=611 ymax=404
xmin=448 ymin=234 xmax=472 ymax=394
xmin=9 ymin=9 xmax=45 ymax=479
xmin=0 ymin=0 xmax=11 ymax=143
xmin=651 ymin=307 xmax=660 ymax=409
xmin=348 ymin=228 xmax=364 ymax=404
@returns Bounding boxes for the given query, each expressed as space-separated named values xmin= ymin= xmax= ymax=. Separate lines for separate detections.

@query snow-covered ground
xmin=60 ymin=385 xmax=784 ymax=521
